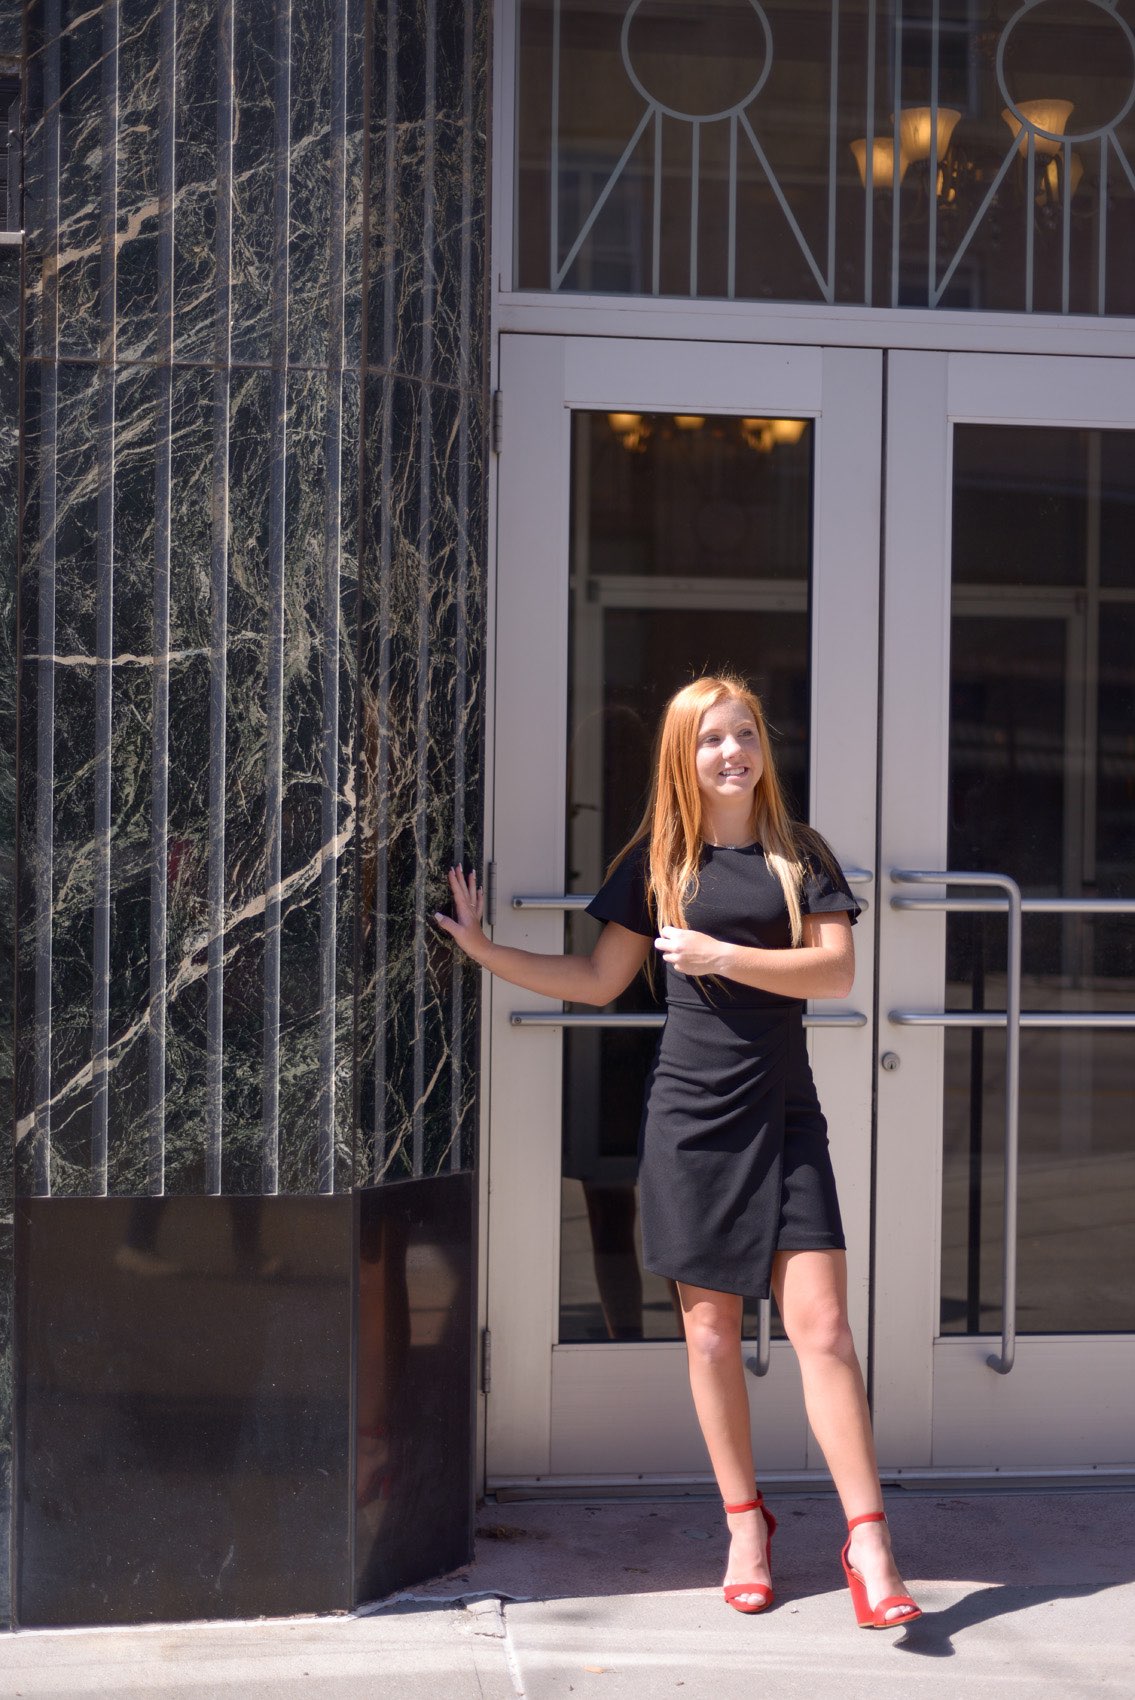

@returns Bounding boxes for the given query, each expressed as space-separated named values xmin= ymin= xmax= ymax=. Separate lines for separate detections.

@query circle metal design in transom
xmin=996 ymin=0 xmax=1135 ymax=143
xmin=621 ymin=0 xmax=773 ymax=124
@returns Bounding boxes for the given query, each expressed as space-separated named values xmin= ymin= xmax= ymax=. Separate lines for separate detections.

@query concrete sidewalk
xmin=0 ymin=1488 xmax=1131 ymax=1699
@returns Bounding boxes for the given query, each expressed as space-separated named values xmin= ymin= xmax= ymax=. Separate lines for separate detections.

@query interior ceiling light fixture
xmin=1038 ymin=151 xmax=1084 ymax=205
xmin=740 ymin=418 xmax=808 ymax=453
xmin=850 ymin=136 xmax=908 ymax=190
xmin=607 ymin=411 xmax=651 ymax=451
xmin=893 ymin=106 xmax=963 ymax=162
xmin=853 ymin=97 xmax=1083 ymax=213
xmin=851 ymin=108 xmax=962 ymax=192
xmin=607 ymin=415 xmax=809 ymax=454
xmin=1001 ymin=98 xmax=1074 ymax=158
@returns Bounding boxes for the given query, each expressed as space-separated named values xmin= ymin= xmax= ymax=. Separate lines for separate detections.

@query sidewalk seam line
xmin=498 ymin=1601 xmax=527 ymax=1699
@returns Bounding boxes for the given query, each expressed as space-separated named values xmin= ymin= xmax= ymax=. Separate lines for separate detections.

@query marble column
xmin=0 ymin=0 xmax=25 ymax=1625
xmin=0 ymin=244 xmax=18 ymax=1633
xmin=16 ymin=0 xmax=487 ymax=1196
xmin=9 ymin=0 xmax=489 ymax=1620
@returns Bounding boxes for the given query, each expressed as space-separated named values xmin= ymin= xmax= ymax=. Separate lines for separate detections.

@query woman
xmin=435 ymin=675 xmax=921 ymax=1629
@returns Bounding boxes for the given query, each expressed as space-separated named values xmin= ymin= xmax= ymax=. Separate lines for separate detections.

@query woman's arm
xmin=434 ymin=866 xmax=652 ymax=1006
xmin=654 ymin=912 xmax=855 ymax=999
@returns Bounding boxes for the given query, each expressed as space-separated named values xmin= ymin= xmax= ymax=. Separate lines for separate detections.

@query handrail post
xmin=890 ymin=869 xmax=1022 ymax=1375
xmin=995 ymin=876 xmax=1022 ymax=1375
xmin=745 ymin=1297 xmax=772 ymax=1378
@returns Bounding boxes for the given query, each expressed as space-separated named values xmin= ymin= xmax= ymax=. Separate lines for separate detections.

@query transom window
xmin=515 ymin=0 xmax=1135 ymax=314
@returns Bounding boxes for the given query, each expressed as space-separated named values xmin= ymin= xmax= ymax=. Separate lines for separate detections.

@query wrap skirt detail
xmin=638 ymin=1002 xmax=846 ymax=1300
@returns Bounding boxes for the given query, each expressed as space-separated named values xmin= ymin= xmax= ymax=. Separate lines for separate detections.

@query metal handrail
xmin=745 ymin=1298 xmax=773 ymax=1379
xmin=891 ymin=895 xmax=1135 ymax=915
xmin=510 ymin=869 xmax=874 ymax=1386
xmin=512 ymin=894 xmax=593 ymax=910
xmin=515 ymin=1000 xmax=860 ymax=1382
xmin=890 ymin=870 xmax=1022 ymax=1376
xmin=509 ymin=1010 xmax=868 ymax=1028
xmin=890 ymin=1010 xmax=1135 ymax=1029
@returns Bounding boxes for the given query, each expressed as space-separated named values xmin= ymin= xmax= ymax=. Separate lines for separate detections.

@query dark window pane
xmin=942 ymin=424 xmax=1135 ymax=1336
xmin=559 ymin=410 xmax=813 ymax=1342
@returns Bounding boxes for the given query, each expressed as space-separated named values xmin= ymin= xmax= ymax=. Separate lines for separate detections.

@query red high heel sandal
xmin=722 ymin=1492 xmax=777 ymax=1614
xmin=840 ymin=1511 xmax=922 ymax=1629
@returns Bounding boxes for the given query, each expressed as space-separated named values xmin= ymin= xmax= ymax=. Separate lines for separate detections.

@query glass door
xmin=486 ymin=336 xmax=881 ymax=1484
xmin=874 ymin=353 xmax=1135 ymax=1470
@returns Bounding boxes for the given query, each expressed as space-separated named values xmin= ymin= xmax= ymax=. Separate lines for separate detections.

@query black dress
xmin=585 ymin=839 xmax=860 ymax=1300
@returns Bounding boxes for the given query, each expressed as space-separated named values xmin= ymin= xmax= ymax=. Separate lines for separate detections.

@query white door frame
xmin=478 ymin=0 xmax=1135 ymax=1493
xmin=484 ymin=334 xmax=882 ymax=1486
xmin=873 ymin=350 xmax=1135 ymax=1471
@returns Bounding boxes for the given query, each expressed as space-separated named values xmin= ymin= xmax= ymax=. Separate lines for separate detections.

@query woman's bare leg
xmin=771 ymin=1249 xmax=917 ymax=1622
xmin=677 ymin=1282 xmax=770 ymax=1606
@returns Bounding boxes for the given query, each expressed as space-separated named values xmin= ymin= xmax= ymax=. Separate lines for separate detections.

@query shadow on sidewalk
xmin=384 ymin=1491 xmax=1135 ymax=1636
xmin=890 ymin=1581 xmax=1121 ymax=1658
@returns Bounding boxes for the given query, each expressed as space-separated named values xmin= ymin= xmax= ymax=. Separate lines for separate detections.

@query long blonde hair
xmin=609 ymin=674 xmax=835 ymax=948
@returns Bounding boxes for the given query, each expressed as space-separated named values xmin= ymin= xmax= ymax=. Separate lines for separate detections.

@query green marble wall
xmin=0 ymin=0 xmax=21 ymax=1626
xmin=16 ymin=0 xmax=487 ymax=1202
xmin=6 ymin=0 xmax=488 ymax=1621
xmin=0 ymin=257 xmax=17 ymax=1628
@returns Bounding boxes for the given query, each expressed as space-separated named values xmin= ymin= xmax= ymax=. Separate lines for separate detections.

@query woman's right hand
xmin=433 ymin=866 xmax=488 ymax=962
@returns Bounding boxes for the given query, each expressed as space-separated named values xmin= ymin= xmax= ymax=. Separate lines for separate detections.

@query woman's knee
xmin=783 ymin=1300 xmax=855 ymax=1362
xmin=683 ymin=1303 xmax=743 ymax=1369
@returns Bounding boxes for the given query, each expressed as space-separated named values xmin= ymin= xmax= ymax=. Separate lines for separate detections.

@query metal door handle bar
xmin=745 ymin=1298 xmax=773 ymax=1379
xmin=890 ymin=890 xmax=1135 ymax=1022
xmin=891 ymin=896 xmax=1135 ymax=914
xmin=889 ymin=870 xmax=1022 ymax=1375
xmin=890 ymin=1011 xmax=1135 ymax=1029
xmin=509 ymin=871 xmax=874 ymax=1390
xmin=512 ymin=894 xmax=594 ymax=910
xmin=509 ymin=1010 xmax=868 ymax=1028
xmin=512 ymin=867 xmax=875 ymax=911
xmin=513 ymin=1004 xmax=866 ymax=1381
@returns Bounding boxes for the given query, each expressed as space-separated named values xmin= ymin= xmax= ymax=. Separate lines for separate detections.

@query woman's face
xmin=694 ymin=697 xmax=764 ymax=807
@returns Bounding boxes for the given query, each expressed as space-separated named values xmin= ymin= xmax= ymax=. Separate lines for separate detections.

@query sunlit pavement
xmin=0 ymin=1488 xmax=1131 ymax=1698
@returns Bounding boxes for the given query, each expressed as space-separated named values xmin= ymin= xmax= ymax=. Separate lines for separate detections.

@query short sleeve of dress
xmin=585 ymin=842 xmax=655 ymax=938
xmin=801 ymin=844 xmax=862 ymax=927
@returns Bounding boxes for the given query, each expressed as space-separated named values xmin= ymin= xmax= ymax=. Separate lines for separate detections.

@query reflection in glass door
xmin=876 ymin=353 xmax=1135 ymax=1472
xmin=560 ymin=410 xmax=813 ymax=1346
xmin=942 ymin=426 xmax=1135 ymax=1342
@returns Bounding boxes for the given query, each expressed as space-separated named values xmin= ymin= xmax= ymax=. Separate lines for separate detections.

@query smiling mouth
xmin=719 ymin=767 xmax=749 ymax=778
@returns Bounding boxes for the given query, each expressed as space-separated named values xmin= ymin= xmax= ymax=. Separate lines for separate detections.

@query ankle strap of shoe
xmin=846 ymin=1510 xmax=887 ymax=1531
xmin=723 ymin=1493 xmax=764 ymax=1514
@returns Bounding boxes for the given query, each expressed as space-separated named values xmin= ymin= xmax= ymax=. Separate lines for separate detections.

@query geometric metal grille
xmin=518 ymin=0 xmax=1135 ymax=315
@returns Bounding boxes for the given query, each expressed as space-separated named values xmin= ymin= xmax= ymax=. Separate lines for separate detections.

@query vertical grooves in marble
xmin=319 ymin=0 xmax=349 ymax=1195
xmin=31 ymin=3 xmax=62 ymax=1197
xmin=19 ymin=0 xmax=489 ymax=1202
xmin=449 ymin=0 xmax=475 ymax=1174
xmin=90 ymin=0 xmax=121 ymax=1196
xmin=372 ymin=0 xmax=399 ymax=1178
xmin=206 ymin=0 xmax=235 ymax=1197
xmin=372 ymin=375 xmax=391 ymax=1178
xmin=412 ymin=0 xmax=438 ymax=1178
xmin=149 ymin=0 xmax=178 ymax=1195
xmin=261 ymin=0 xmax=294 ymax=1196
xmin=352 ymin=0 xmax=374 ymax=1186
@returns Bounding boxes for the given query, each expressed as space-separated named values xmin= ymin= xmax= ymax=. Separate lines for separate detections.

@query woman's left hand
xmin=654 ymin=926 xmax=731 ymax=978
